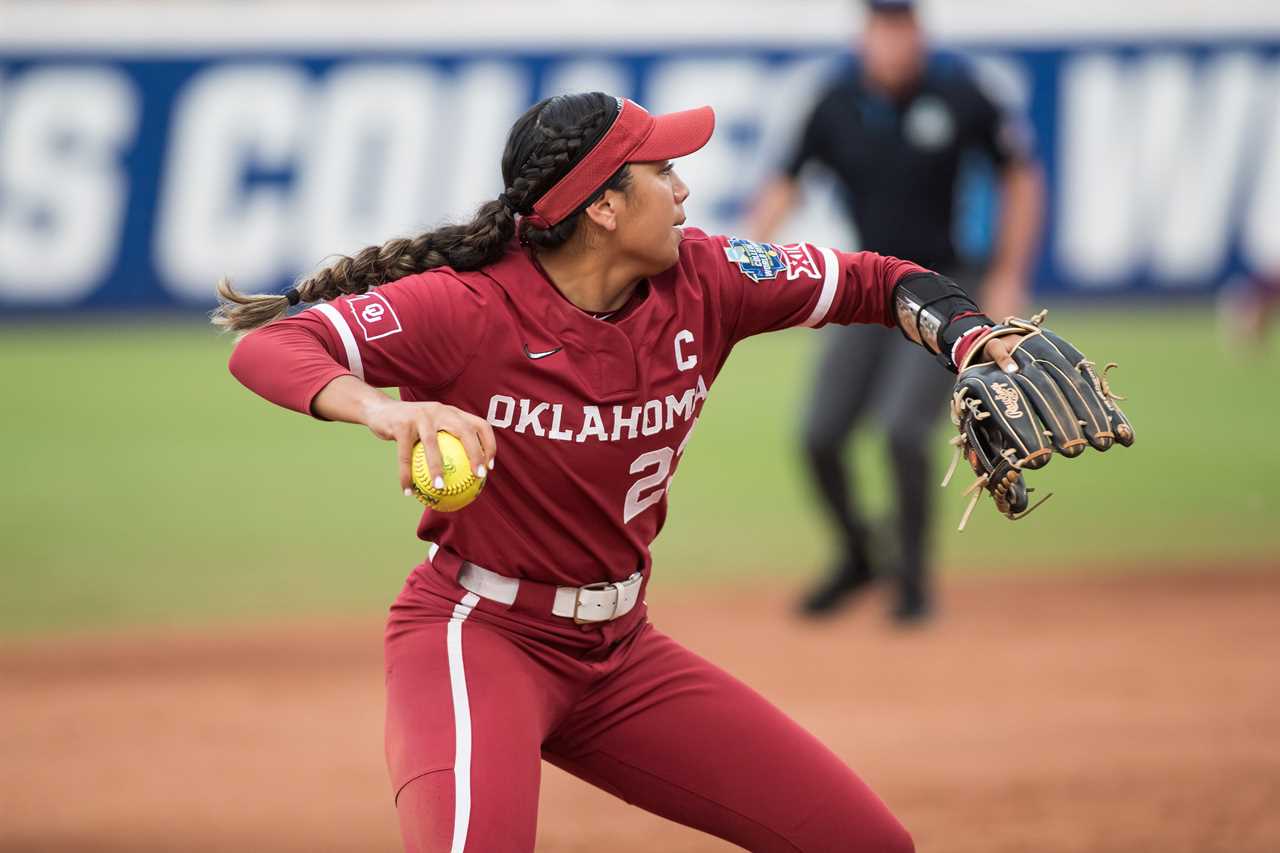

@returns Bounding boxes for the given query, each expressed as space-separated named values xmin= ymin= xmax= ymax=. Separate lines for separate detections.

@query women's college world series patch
xmin=724 ymin=238 xmax=787 ymax=282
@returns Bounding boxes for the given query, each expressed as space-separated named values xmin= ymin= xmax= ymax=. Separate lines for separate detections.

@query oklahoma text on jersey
xmin=486 ymin=373 xmax=708 ymax=443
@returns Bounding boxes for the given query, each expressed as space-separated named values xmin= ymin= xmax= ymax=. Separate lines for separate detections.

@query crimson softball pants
xmin=385 ymin=560 xmax=913 ymax=853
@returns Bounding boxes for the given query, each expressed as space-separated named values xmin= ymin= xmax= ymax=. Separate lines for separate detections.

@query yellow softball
xmin=410 ymin=432 xmax=486 ymax=512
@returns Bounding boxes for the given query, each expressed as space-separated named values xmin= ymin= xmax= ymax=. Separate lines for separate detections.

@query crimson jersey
xmin=229 ymin=228 xmax=925 ymax=587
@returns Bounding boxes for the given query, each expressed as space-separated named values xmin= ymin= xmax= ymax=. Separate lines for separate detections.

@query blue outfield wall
xmin=0 ymin=40 xmax=1277 ymax=311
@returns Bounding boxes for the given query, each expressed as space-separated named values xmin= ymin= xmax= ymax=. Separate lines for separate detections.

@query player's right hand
xmin=362 ymin=399 xmax=497 ymax=495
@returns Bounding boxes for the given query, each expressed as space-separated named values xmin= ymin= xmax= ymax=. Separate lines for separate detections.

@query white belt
xmin=433 ymin=546 xmax=643 ymax=624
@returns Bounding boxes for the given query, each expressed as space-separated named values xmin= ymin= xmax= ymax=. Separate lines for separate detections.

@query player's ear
xmin=583 ymin=191 xmax=621 ymax=233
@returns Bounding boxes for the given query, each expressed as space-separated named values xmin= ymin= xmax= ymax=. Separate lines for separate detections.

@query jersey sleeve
xmin=781 ymin=99 xmax=828 ymax=178
xmin=966 ymin=71 xmax=1036 ymax=167
xmin=689 ymin=231 xmax=928 ymax=345
xmin=228 ymin=271 xmax=489 ymax=416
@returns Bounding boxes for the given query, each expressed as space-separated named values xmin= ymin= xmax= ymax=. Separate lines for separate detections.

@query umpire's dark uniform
xmin=785 ymin=53 xmax=1035 ymax=621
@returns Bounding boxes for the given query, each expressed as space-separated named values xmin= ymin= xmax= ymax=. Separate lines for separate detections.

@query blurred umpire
xmin=746 ymin=0 xmax=1045 ymax=623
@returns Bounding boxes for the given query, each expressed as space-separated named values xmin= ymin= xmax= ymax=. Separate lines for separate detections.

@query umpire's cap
xmin=864 ymin=0 xmax=918 ymax=13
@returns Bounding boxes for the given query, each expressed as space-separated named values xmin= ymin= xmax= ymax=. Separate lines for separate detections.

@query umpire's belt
xmin=451 ymin=554 xmax=642 ymax=624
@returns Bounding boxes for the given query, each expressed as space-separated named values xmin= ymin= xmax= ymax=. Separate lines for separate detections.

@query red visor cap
xmin=528 ymin=99 xmax=715 ymax=228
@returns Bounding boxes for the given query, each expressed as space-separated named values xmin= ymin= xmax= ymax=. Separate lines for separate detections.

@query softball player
xmin=218 ymin=92 xmax=1027 ymax=852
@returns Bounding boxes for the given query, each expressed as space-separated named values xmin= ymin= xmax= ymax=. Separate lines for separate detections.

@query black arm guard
xmin=892 ymin=272 xmax=992 ymax=371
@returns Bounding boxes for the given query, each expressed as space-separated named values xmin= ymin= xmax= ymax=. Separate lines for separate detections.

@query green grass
xmin=2 ymin=305 xmax=1277 ymax=634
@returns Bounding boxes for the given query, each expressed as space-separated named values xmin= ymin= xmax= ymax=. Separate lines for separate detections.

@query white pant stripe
xmin=446 ymin=591 xmax=480 ymax=853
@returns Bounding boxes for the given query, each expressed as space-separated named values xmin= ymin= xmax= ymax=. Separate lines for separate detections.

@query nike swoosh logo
xmin=523 ymin=344 xmax=563 ymax=360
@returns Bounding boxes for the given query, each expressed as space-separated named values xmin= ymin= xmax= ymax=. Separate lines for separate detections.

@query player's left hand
xmin=944 ymin=310 xmax=1135 ymax=530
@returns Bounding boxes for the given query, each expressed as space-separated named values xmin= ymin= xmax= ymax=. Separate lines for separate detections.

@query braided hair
xmin=213 ymin=92 xmax=632 ymax=332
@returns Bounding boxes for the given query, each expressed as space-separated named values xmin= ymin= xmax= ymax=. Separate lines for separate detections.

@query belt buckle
xmin=573 ymin=581 xmax=621 ymax=625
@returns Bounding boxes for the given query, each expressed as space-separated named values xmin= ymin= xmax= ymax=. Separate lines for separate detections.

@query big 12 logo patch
xmin=773 ymin=243 xmax=821 ymax=281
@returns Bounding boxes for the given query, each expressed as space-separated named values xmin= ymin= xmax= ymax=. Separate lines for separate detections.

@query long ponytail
xmin=212 ymin=92 xmax=628 ymax=333
xmin=212 ymin=199 xmax=513 ymax=332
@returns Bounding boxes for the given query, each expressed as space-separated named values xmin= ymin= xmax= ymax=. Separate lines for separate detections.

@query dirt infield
xmin=3 ymin=569 xmax=1279 ymax=853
